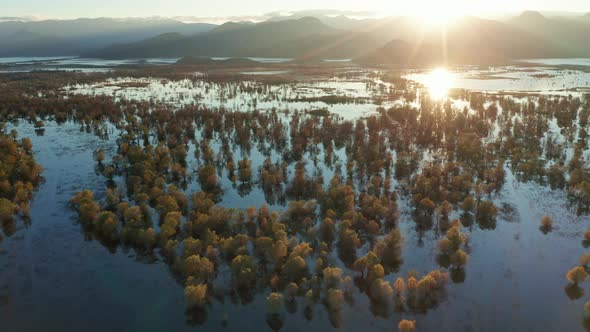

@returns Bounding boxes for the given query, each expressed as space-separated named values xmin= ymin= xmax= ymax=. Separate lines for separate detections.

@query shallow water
xmin=66 ymin=76 xmax=394 ymax=120
xmin=405 ymin=66 xmax=590 ymax=95
xmin=211 ymin=57 xmax=293 ymax=63
xmin=2 ymin=69 xmax=590 ymax=332
xmin=0 ymin=56 xmax=77 ymax=64
xmin=0 ymin=57 xmax=180 ymax=73
xmin=520 ymin=59 xmax=590 ymax=67
xmin=2 ymin=119 xmax=589 ymax=332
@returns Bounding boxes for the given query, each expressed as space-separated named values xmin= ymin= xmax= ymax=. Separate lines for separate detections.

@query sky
xmin=3 ymin=0 xmax=589 ymax=20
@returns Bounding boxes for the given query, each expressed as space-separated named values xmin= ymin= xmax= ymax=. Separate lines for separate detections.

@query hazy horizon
xmin=3 ymin=0 xmax=589 ymax=22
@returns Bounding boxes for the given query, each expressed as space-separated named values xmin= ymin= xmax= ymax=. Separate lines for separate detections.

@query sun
xmin=423 ymin=68 xmax=455 ymax=100
xmin=416 ymin=11 xmax=459 ymax=28
xmin=384 ymin=1 xmax=466 ymax=28
xmin=412 ymin=5 xmax=462 ymax=28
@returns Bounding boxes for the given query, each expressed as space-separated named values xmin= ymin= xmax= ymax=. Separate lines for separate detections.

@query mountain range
xmin=356 ymin=15 xmax=566 ymax=66
xmin=1 ymin=11 xmax=589 ymax=65
xmin=0 ymin=18 xmax=215 ymax=56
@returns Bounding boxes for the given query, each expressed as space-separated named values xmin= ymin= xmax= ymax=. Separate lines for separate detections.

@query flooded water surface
xmin=1 ymin=61 xmax=590 ymax=331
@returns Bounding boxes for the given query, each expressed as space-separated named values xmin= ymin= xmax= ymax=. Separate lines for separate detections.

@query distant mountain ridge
xmin=87 ymin=17 xmax=341 ymax=58
xmin=2 ymin=12 xmax=590 ymax=65
xmin=0 ymin=17 xmax=216 ymax=56
xmin=357 ymin=16 xmax=567 ymax=66
xmin=507 ymin=11 xmax=590 ymax=57
xmin=0 ymin=29 xmax=73 ymax=56
xmin=211 ymin=22 xmax=256 ymax=33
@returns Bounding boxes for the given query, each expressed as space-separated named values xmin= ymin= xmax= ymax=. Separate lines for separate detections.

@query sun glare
xmin=415 ymin=10 xmax=460 ymax=27
xmin=423 ymin=68 xmax=455 ymax=100
xmin=391 ymin=1 xmax=467 ymax=27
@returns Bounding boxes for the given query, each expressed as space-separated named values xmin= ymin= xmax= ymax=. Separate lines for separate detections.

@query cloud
xmin=0 ymin=16 xmax=51 ymax=22
xmin=266 ymin=9 xmax=378 ymax=18
xmin=0 ymin=9 xmax=379 ymax=25
xmin=172 ymin=9 xmax=378 ymax=24
xmin=172 ymin=15 xmax=270 ymax=24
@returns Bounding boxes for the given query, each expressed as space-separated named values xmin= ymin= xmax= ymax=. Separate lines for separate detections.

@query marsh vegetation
xmin=1 ymin=63 xmax=590 ymax=331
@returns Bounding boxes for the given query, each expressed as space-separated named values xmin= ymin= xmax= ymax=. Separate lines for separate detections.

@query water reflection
xmin=423 ymin=68 xmax=455 ymax=100
xmin=3 ymin=68 xmax=590 ymax=332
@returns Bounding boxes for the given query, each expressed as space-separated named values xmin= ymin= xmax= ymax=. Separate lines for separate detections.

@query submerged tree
xmin=567 ymin=266 xmax=589 ymax=285
xmin=540 ymin=215 xmax=553 ymax=234
xmin=398 ymin=319 xmax=416 ymax=332
xmin=185 ymin=284 xmax=208 ymax=308
xmin=231 ymin=255 xmax=258 ymax=288
xmin=266 ymin=292 xmax=285 ymax=314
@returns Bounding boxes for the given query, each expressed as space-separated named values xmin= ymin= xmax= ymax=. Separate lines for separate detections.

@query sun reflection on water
xmin=424 ymin=68 xmax=455 ymax=100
